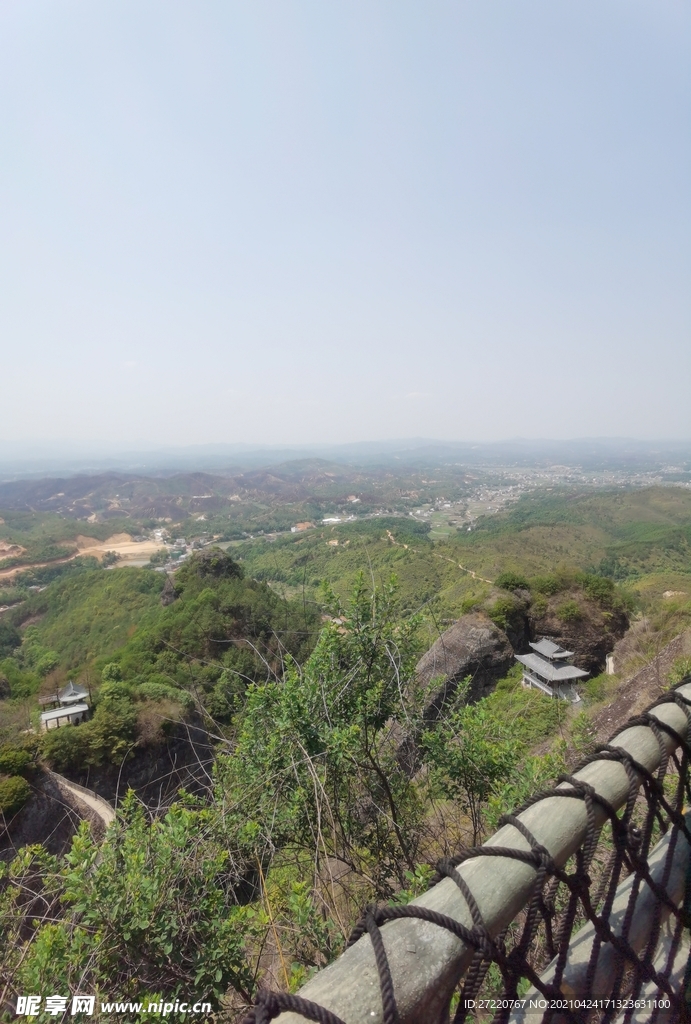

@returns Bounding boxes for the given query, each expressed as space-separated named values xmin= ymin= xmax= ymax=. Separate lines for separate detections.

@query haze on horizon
xmin=1 ymin=1 xmax=690 ymax=449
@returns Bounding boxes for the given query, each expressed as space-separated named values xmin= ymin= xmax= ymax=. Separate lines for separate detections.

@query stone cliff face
xmin=0 ymin=773 xmax=106 ymax=863
xmin=416 ymin=612 xmax=515 ymax=719
xmin=527 ymin=601 xmax=629 ymax=675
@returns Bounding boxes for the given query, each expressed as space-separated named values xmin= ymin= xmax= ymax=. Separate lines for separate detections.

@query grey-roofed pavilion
xmin=515 ymin=638 xmax=587 ymax=703
xmin=58 ymin=680 xmax=89 ymax=705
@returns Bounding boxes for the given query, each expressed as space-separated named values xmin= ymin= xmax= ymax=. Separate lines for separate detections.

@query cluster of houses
xmin=38 ymin=681 xmax=90 ymax=731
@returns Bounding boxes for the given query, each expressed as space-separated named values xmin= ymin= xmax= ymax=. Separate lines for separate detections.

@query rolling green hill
xmin=235 ymin=488 xmax=691 ymax=625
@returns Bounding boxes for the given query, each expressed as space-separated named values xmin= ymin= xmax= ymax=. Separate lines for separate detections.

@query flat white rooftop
xmin=40 ymin=702 xmax=89 ymax=723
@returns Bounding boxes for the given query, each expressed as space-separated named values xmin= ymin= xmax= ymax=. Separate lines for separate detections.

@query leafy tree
xmin=218 ymin=574 xmax=427 ymax=897
xmin=422 ymin=696 xmax=521 ymax=844
xmin=0 ymin=656 xmax=40 ymax=698
xmin=41 ymin=725 xmax=91 ymax=773
xmin=495 ymin=572 xmax=529 ymax=592
xmin=0 ymin=795 xmax=262 ymax=1011
xmin=35 ymin=651 xmax=60 ymax=677
xmin=0 ymin=621 xmax=21 ymax=658
xmin=0 ymin=775 xmax=31 ymax=814
xmin=148 ymin=547 xmax=170 ymax=567
xmin=101 ymin=662 xmax=123 ymax=683
xmin=41 ymin=688 xmax=138 ymax=770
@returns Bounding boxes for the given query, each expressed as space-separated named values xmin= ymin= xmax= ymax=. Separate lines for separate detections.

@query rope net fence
xmin=242 ymin=678 xmax=691 ymax=1024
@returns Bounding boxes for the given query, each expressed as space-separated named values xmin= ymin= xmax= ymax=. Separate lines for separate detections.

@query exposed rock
xmin=0 ymin=772 xmax=106 ymax=862
xmin=416 ymin=612 xmax=514 ymax=720
xmin=160 ymin=573 xmax=177 ymax=607
xmin=528 ymin=599 xmax=629 ymax=675
xmin=502 ymin=589 xmax=532 ymax=650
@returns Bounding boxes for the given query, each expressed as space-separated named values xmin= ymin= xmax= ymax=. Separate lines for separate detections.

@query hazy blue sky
xmin=1 ymin=1 xmax=689 ymax=447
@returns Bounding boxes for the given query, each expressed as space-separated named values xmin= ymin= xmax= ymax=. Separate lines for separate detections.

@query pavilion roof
xmin=515 ymin=653 xmax=588 ymax=683
xmin=58 ymin=681 xmax=89 ymax=704
xmin=40 ymin=703 xmax=89 ymax=723
xmin=529 ymin=638 xmax=574 ymax=660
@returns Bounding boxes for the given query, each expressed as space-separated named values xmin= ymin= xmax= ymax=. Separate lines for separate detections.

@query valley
xmin=1 ymin=455 xmax=691 ymax=1021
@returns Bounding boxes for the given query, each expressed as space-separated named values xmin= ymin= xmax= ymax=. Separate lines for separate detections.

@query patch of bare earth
xmin=0 ymin=532 xmax=166 ymax=580
xmin=0 ymin=541 xmax=25 ymax=558
xmin=75 ymin=533 xmax=165 ymax=564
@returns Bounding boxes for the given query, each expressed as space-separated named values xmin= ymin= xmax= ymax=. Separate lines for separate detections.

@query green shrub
xmin=495 ymin=572 xmax=529 ymax=592
xmin=42 ymin=694 xmax=138 ymax=769
xmin=0 ymin=745 xmax=33 ymax=776
xmin=484 ymin=686 xmax=565 ymax=747
xmin=35 ymin=651 xmax=60 ymax=677
xmin=176 ymin=548 xmax=244 ymax=583
xmin=488 ymin=595 xmax=520 ymax=631
xmin=42 ymin=725 xmax=92 ymax=772
xmin=556 ymin=600 xmax=582 ymax=623
xmin=0 ymin=775 xmax=31 ymax=814
xmin=584 ymin=674 xmax=606 ymax=702
xmin=96 ymin=680 xmax=134 ymax=701
xmin=581 ymin=574 xmax=615 ymax=607
xmin=137 ymin=681 xmax=194 ymax=711
xmin=530 ymin=575 xmax=561 ymax=595
xmin=669 ymin=657 xmax=691 ymax=686
xmin=530 ymin=594 xmax=548 ymax=618
xmin=494 ymin=664 xmax=523 ymax=692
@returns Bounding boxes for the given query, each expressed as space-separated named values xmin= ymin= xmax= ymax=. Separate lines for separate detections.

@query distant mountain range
xmin=0 ymin=437 xmax=690 ymax=481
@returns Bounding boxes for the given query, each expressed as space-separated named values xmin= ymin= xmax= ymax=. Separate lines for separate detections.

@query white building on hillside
xmin=39 ymin=680 xmax=91 ymax=731
xmin=40 ymin=703 xmax=90 ymax=731
xmin=515 ymin=639 xmax=588 ymax=704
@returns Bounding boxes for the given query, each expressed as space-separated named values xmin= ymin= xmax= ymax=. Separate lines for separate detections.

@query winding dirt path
xmin=434 ymin=552 xmax=494 ymax=585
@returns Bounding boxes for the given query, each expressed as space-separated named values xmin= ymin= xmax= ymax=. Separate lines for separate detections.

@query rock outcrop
xmin=528 ymin=602 xmax=629 ymax=675
xmin=416 ymin=612 xmax=514 ymax=720
xmin=160 ymin=573 xmax=177 ymax=606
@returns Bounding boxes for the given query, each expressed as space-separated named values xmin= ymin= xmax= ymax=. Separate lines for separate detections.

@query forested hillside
xmin=1 ymin=485 xmax=690 ymax=1021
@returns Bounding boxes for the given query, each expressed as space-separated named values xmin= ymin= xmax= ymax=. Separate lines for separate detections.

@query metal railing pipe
xmin=274 ymin=682 xmax=691 ymax=1024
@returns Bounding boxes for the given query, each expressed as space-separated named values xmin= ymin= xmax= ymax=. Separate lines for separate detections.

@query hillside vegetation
xmin=1 ymin=485 xmax=690 ymax=1020
xmin=236 ymin=487 xmax=691 ymax=629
